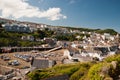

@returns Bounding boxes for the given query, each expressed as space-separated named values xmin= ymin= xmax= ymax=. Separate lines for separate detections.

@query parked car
xmin=0 ymin=55 xmax=10 ymax=61
xmin=8 ymin=60 xmax=20 ymax=66
xmin=3 ymin=57 xmax=10 ymax=61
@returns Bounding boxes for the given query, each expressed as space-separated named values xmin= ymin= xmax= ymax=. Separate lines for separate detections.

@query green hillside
xmin=28 ymin=54 xmax=120 ymax=80
xmin=0 ymin=30 xmax=45 ymax=47
xmin=0 ymin=27 xmax=118 ymax=47
xmin=0 ymin=21 xmax=118 ymax=47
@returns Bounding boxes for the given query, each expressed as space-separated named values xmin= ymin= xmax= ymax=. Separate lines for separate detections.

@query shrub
xmin=88 ymin=63 xmax=109 ymax=80
xmin=104 ymin=54 xmax=120 ymax=63
xmin=70 ymin=67 xmax=87 ymax=80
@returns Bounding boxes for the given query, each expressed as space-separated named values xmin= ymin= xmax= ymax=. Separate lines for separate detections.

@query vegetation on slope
xmin=0 ymin=30 xmax=44 ymax=47
xmin=28 ymin=54 xmax=120 ymax=80
xmin=96 ymin=29 xmax=117 ymax=35
xmin=0 ymin=28 xmax=117 ymax=47
xmin=0 ymin=21 xmax=118 ymax=47
xmin=28 ymin=63 xmax=93 ymax=80
xmin=59 ymin=26 xmax=117 ymax=35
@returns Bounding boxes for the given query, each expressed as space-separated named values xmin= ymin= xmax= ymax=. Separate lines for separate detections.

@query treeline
xmin=96 ymin=29 xmax=117 ymax=35
xmin=65 ymin=26 xmax=98 ymax=32
xmin=58 ymin=26 xmax=118 ymax=35
xmin=28 ymin=54 xmax=120 ymax=80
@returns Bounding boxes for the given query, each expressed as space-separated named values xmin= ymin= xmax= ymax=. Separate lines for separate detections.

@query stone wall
xmin=43 ymin=74 xmax=69 ymax=80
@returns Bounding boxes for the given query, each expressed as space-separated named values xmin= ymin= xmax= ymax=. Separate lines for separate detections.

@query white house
xmin=80 ymin=49 xmax=104 ymax=61
xmin=63 ymin=49 xmax=73 ymax=60
xmin=21 ymin=35 xmax=34 ymax=41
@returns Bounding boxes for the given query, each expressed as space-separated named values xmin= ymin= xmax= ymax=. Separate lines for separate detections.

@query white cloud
xmin=38 ymin=0 xmax=44 ymax=3
xmin=0 ymin=0 xmax=67 ymax=21
xmin=69 ymin=0 xmax=77 ymax=4
xmin=70 ymin=0 xmax=75 ymax=4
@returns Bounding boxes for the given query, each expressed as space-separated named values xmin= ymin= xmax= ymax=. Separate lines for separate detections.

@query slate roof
xmin=31 ymin=58 xmax=56 ymax=69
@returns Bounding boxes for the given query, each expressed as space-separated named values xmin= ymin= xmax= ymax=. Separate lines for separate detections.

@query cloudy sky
xmin=0 ymin=0 xmax=120 ymax=32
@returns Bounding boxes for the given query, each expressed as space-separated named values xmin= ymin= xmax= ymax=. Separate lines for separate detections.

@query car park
xmin=8 ymin=60 xmax=20 ymax=66
xmin=3 ymin=57 xmax=10 ymax=61
xmin=14 ymin=54 xmax=30 ymax=62
xmin=0 ymin=55 xmax=10 ymax=61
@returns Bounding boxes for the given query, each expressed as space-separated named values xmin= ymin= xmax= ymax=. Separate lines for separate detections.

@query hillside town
xmin=0 ymin=18 xmax=120 ymax=80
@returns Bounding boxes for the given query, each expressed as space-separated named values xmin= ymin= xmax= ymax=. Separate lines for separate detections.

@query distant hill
xmin=0 ymin=17 xmax=18 ymax=24
xmin=0 ymin=17 xmax=118 ymax=35
xmin=0 ymin=17 xmax=47 ymax=29
xmin=0 ymin=17 xmax=34 ymax=24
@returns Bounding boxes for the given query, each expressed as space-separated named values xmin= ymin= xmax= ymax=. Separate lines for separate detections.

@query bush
xmin=28 ymin=71 xmax=40 ymax=80
xmin=70 ymin=67 xmax=87 ymax=80
xmin=104 ymin=54 xmax=120 ymax=63
xmin=88 ymin=63 xmax=109 ymax=80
